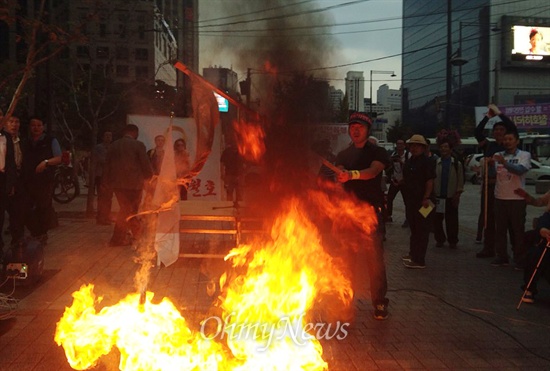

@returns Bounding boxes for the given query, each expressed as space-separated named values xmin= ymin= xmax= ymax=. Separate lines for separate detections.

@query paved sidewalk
xmin=0 ymin=183 xmax=549 ymax=370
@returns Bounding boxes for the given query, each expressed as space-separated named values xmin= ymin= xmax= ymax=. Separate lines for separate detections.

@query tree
xmin=0 ymin=0 xmax=87 ymax=125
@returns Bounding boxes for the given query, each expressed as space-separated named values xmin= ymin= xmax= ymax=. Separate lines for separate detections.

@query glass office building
xmin=402 ymin=0 xmax=491 ymax=136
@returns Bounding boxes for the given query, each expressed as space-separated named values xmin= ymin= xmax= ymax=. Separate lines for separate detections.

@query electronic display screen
xmin=502 ymin=16 xmax=550 ymax=67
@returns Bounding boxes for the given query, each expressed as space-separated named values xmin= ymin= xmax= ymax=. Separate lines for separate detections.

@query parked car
xmin=525 ymin=159 xmax=550 ymax=185
xmin=464 ymin=154 xmax=550 ymax=185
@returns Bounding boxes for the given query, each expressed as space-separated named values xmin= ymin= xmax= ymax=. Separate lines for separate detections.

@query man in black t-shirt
xmin=335 ymin=111 xmax=390 ymax=320
xmin=401 ymin=135 xmax=436 ymax=269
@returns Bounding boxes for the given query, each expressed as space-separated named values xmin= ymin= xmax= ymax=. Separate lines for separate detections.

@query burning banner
xmin=54 ymin=61 xmax=382 ymax=370
xmin=55 ymin=196 xmax=365 ymax=370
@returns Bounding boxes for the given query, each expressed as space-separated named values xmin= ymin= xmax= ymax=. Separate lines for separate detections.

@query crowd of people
xmin=0 ymin=111 xmax=62 ymax=256
xmin=2 ymin=109 xmax=546 ymax=321
xmin=323 ymin=105 xmax=549 ymax=320
xmin=91 ymin=125 xmax=193 ymax=247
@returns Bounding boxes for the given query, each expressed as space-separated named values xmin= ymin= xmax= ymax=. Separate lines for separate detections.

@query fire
xmin=233 ymin=117 xmax=266 ymax=163
xmin=217 ymin=198 xmax=354 ymax=370
xmin=55 ymin=285 xmax=224 ymax=370
xmin=264 ymin=61 xmax=278 ymax=76
xmin=55 ymin=195 xmax=374 ymax=370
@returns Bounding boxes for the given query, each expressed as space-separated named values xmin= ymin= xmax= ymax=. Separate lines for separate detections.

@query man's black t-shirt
xmin=402 ymin=154 xmax=436 ymax=208
xmin=335 ymin=142 xmax=390 ymax=208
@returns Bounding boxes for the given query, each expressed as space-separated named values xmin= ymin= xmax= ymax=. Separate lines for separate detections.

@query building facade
xmin=329 ymin=86 xmax=344 ymax=113
xmin=402 ymin=0 xmax=550 ymax=136
xmin=345 ymin=71 xmax=365 ymax=112
xmin=378 ymin=84 xmax=402 ymax=110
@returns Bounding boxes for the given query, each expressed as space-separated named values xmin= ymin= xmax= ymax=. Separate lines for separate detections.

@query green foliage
xmin=386 ymin=118 xmax=413 ymax=143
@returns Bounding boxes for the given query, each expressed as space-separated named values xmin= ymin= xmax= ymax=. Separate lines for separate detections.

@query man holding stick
xmin=335 ymin=111 xmax=391 ymax=320
xmin=474 ymin=104 xmax=516 ymax=258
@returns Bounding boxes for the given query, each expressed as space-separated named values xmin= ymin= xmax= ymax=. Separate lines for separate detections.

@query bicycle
xmin=52 ymin=165 xmax=80 ymax=204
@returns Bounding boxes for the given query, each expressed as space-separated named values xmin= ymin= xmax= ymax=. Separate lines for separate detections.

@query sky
xmin=198 ymin=0 xmax=402 ymax=103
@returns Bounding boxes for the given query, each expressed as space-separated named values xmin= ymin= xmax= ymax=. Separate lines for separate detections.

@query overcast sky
xmin=199 ymin=0 xmax=402 ymax=100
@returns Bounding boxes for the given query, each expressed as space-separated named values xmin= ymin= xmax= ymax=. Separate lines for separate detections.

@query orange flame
xmin=264 ymin=61 xmax=278 ymax=76
xmin=55 ymin=285 xmax=224 ymax=370
xmin=55 ymin=194 xmax=377 ymax=370
xmin=216 ymin=197 xmax=354 ymax=370
xmin=233 ymin=117 xmax=266 ymax=163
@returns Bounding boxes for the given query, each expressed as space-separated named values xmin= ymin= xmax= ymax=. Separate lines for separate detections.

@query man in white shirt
xmin=492 ymin=129 xmax=531 ymax=268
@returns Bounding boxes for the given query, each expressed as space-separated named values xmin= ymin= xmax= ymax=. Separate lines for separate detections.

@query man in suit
xmin=0 ymin=110 xmax=16 ymax=250
xmin=103 ymin=124 xmax=153 ymax=246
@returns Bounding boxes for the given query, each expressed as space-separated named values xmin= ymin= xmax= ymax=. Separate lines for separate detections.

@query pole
xmin=445 ymin=0 xmax=452 ymax=128
xmin=246 ymin=67 xmax=251 ymax=108
xmin=517 ymin=244 xmax=548 ymax=310
xmin=484 ymin=157 xmax=488 ymax=229
xmin=458 ymin=22 xmax=463 ymax=128
xmin=370 ymin=70 xmax=373 ymax=115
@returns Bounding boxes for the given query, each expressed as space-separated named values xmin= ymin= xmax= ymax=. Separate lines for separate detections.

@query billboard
xmin=214 ymin=92 xmax=229 ymax=112
xmin=502 ymin=16 xmax=550 ymax=68
xmin=475 ymin=103 xmax=550 ymax=130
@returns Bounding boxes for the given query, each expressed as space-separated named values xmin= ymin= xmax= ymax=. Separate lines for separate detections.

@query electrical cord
xmin=388 ymin=287 xmax=550 ymax=363
xmin=0 ymin=278 xmax=18 ymax=320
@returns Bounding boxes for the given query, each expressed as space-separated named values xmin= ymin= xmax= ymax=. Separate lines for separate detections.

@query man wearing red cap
xmin=335 ymin=111 xmax=391 ymax=320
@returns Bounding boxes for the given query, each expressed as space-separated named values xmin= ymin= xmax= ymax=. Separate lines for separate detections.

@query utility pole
xmin=445 ymin=0 xmax=452 ymax=128
xmin=246 ymin=68 xmax=251 ymax=107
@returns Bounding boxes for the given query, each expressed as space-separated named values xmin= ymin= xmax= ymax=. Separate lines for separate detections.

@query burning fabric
xmin=55 ymin=194 xmax=377 ymax=370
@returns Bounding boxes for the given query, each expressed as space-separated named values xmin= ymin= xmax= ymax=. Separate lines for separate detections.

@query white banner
xmin=128 ymin=114 xmax=222 ymax=201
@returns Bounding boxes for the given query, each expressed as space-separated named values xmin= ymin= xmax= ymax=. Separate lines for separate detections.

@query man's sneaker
xmin=401 ymin=254 xmax=412 ymax=262
xmin=490 ymin=258 xmax=509 ymax=267
xmin=403 ymin=260 xmax=426 ymax=269
xmin=522 ymin=291 xmax=535 ymax=303
xmin=373 ymin=304 xmax=389 ymax=320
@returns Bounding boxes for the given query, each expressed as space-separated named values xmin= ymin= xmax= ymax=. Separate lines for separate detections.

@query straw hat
xmin=406 ymin=134 xmax=428 ymax=146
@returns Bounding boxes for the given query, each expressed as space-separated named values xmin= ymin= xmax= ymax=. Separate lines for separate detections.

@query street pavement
xmin=0 ymin=182 xmax=549 ymax=370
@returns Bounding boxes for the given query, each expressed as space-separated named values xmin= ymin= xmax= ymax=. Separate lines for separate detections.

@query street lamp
xmin=370 ymin=70 xmax=396 ymax=116
xmin=449 ymin=21 xmax=500 ymax=127
xmin=450 ymin=22 xmax=469 ymax=127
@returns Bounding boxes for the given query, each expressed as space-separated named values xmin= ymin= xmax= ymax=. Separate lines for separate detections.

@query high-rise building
xmin=402 ymin=0 xmax=491 ymax=135
xmin=402 ymin=0 xmax=550 ymax=135
xmin=377 ymin=84 xmax=402 ymax=110
xmin=329 ymin=86 xmax=344 ymax=113
xmin=61 ymin=0 xmax=177 ymax=85
xmin=345 ymin=71 xmax=365 ymax=112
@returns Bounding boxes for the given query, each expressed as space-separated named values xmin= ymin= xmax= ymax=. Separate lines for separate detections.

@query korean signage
xmin=128 ymin=114 xmax=222 ymax=201
xmin=475 ymin=103 xmax=550 ymax=130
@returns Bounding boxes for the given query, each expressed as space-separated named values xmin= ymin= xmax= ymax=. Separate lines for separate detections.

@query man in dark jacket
xmin=0 ymin=110 xmax=17 ymax=249
xmin=103 ymin=124 xmax=153 ymax=246
xmin=19 ymin=118 xmax=62 ymax=244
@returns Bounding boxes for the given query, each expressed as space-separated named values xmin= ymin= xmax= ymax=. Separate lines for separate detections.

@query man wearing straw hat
xmin=401 ymin=134 xmax=436 ymax=269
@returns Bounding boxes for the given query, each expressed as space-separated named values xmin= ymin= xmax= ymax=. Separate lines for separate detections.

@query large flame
xmin=217 ymin=198 xmax=354 ymax=370
xmin=54 ymin=285 xmax=224 ymax=370
xmin=233 ymin=117 xmax=266 ymax=163
xmin=55 ymin=194 xmax=378 ymax=370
